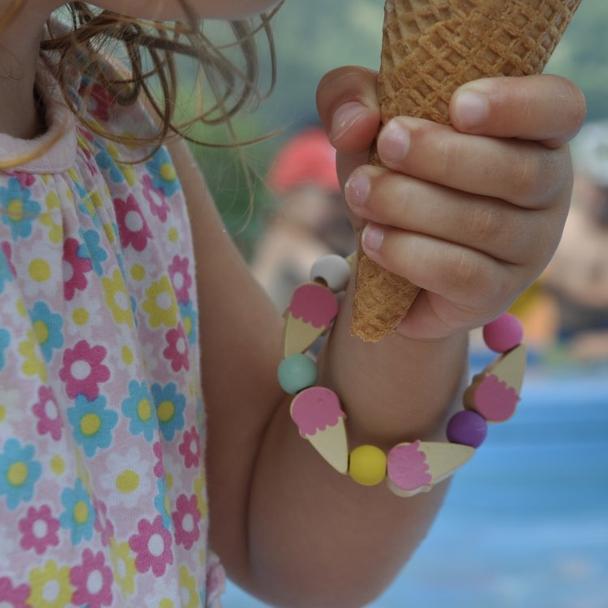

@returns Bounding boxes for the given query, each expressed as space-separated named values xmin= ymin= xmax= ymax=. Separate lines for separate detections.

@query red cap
xmin=267 ymin=128 xmax=340 ymax=195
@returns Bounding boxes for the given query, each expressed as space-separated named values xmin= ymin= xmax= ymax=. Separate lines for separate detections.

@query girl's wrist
xmin=317 ymin=316 xmax=469 ymax=450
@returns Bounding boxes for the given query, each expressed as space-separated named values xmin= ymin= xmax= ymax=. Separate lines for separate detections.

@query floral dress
xmin=0 ymin=49 xmax=225 ymax=607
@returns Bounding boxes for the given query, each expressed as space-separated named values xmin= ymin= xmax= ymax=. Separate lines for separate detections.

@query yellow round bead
xmin=348 ymin=445 xmax=387 ymax=486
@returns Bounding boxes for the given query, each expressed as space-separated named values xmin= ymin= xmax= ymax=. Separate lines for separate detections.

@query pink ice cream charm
xmin=283 ymin=283 xmax=339 ymax=356
xmin=290 ymin=387 xmax=348 ymax=474
xmin=464 ymin=344 xmax=526 ymax=422
xmin=387 ymin=441 xmax=432 ymax=494
xmin=288 ymin=283 xmax=339 ymax=328
xmin=387 ymin=441 xmax=475 ymax=498
xmin=468 ymin=374 xmax=519 ymax=422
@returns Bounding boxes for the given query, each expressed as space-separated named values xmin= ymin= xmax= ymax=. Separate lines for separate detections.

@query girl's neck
xmin=0 ymin=2 xmax=55 ymax=140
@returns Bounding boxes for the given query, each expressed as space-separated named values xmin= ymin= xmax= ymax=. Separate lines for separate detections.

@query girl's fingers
xmin=316 ymin=66 xmax=381 ymax=155
xmin=344 ymin=166 xmax=559 ymax=266
xmin=359 ymin=225 xmax=521 ymax=313
xmin=375 ymin=117 xmax=573 ymax=209
xmin=316 ymin=67 xmax=383 ymax=194
xmin=450 ymin=75 xmax=587 ymax=148
xmin=395 ymin=290 xmax=495 ymax=340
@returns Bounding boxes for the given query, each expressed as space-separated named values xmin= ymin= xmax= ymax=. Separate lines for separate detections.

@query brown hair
xmin=0 ymin=0 xmax=282 ymax=170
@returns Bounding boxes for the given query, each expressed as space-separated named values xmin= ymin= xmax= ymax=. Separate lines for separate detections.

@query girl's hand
xmin=316 ymin=68 xmax=587 ymax=340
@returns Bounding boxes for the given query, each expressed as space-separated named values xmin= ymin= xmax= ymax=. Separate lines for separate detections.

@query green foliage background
xmin=188 ymin=0 xmax=607 ymax=259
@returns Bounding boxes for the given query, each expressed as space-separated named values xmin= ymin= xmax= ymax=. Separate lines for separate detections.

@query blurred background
xmin=181 ymin=1 xmax=608 ymax=606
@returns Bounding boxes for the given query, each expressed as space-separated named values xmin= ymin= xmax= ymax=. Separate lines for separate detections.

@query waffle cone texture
xmin=351 ymin=0 xmax=582 ymax=342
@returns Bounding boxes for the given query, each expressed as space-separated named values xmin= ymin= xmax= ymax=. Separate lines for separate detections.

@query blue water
xmin=223 ymin=368 xmax=608 ymax=608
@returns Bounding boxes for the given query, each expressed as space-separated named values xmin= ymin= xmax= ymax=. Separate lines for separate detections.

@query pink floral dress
xmin=0 ymin=50 xmax=225 ymax=607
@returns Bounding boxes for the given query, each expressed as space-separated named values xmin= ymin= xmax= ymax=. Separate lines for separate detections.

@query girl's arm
xmin=166 ymin=135 xmax=467 ymax=606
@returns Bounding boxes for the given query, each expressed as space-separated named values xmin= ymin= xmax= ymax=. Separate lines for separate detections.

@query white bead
xmin=310 ymin=255 xmax=351 ymax=293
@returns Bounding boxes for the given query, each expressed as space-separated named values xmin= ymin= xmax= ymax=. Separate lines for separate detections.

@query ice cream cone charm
xmin=290 ymin=386 xmax=348 ymax=474
xmin=283 ymin=283 xmax=339 ymax=357
xmin=464 ymin=345 xmax=527 ymax=422
xmin=387 ymin=441 xmax=475 ymax=498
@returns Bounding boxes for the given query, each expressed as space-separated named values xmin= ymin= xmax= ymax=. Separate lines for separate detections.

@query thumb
xmin=316 ymin=66 xmax=381 ymax=156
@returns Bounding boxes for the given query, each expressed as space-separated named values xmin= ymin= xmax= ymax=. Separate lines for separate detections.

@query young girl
xmin=0 ymin=1 xmax=586 ymax=607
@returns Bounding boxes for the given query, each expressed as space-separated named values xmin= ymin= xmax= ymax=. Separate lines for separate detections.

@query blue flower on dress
xmin=0 ymin=177 xmax=41 ymax=240
xmin=78 ymin=228 xmax=109 ymax=276
xmin=146 ymin=148 xmax=180 ymax=197
xmin=151 ymin=382 xmax=185 ymax=441
xmin=95 ymin=147 xmax=125 ymax=183
xmin=0 ymin=438 xmax=42 ymax=510
xmin=67 ymin=394 xmax=118 ymax=458
xmin=154 ymin=477 xmax=172 ymax=529
xmin=28 ymin=301 xmax=64 ymax=363
xmin=122 ymin=380 xmax=156 ymax=442
xmin=179 ymin=301 xmax=198 ymax=346
xmin=59 ymin=478 xmax=96 ymax=544
xmin=0 ymin=247 xmax=14 ymax=292
xmin=0 ymin=328 xmax=10 ymax=370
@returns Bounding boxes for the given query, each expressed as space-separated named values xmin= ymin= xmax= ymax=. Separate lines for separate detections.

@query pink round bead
xmin=482 ymin=313 xmax=523 ymax=353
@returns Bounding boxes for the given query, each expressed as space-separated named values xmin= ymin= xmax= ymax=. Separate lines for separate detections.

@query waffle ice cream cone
xmin=351 ymin=0 xmax=582 ymax=342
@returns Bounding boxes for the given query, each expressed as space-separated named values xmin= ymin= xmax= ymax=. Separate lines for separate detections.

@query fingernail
xmin=453 ymin=90 xmax=489 ymax=129
xmin=331 ymin=102 xmax=367 ymax=141
xmin=378 ymin=120 xmax=411 ymax=164
xmin=362 ymin=223 xmax=384 ymax=252
xmin=345 ymin=171 xmax=370 ymax=207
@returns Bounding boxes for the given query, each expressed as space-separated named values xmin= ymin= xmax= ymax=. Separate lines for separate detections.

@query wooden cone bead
xmin=283 ymin=283 xmax=339 ymax=357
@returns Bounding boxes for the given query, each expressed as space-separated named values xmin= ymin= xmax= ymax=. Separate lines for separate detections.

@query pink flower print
xmin=163 ymin=324 xmax=189 ymax=372
xmin=77 ymin=125 xmax=96 ymax=143
xmin=168 ymin=255 xmax=192 ymax=304
xmin=178 ymin=427 xmax=200 ymax=469
xmin=70 ymin=549 xmax=113 ymax=608
xmin=171 ymin=494 xmax=200 ymax=550
xmin=128 ymin=515 xmax=173 ymax=577
xmin=18 ymin=505 xmax=60 ymax=555
xmin=14 ymin=172 xmax=35 ymax=188
xmin=32 ymin=385 xmax=62 ymax=441
xmin=115 ymin=195 xmax=152 ymax=252
xmin=89 ymin=83 xmax=115 ymax=122
xmin=1 ymin=241 xmax=16 ymax=276
xmin=64 ymin=237 xmax=92 ymax=301
xmin=206 ymin=554 xmax=226 ymax=605
xmin=0 ymin=577 xmax=30 ymax=607
xmin=59 ymin=340 xmax=110 ymax=400
xmin=142 ymin=174 xmax=170 ymax=223
xmin=93 ymin=498 xmax=114 ymax=546
xmin=152 ymin=441 xmax=165 ymax=478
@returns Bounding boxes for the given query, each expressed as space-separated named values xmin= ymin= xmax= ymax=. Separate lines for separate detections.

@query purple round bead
xmin=483 ymin=313 xmax=523 ymax=353
xmin=447 ymin=410 xmax=488 ymax=448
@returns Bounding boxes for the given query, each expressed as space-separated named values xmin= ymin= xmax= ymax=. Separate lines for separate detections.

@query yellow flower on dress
xmin=40 ymin=191 xmax=63 ymax=244
xmin=102 ymin=268 xmax=134 ymax=327
xmin=109 ymin=539 xmax=137 ymax=596
xmin=179 ymin=565 xmax=199 ymax=608
xmin=193 ymin=472 xmax=208 ymax=521
xmin=75 ymin=451 xmax=93 ymax=495
xmin=18 ymin=329 xmax=48 ymax=382
xmin=28 ymin=559 xmax=73 ymax=608
xmin=142 ymin=275 xmax=178 ymax=328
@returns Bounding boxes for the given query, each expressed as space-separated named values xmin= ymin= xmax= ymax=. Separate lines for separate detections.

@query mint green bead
xmin=278 ymin=354 xmax=318 ymax=394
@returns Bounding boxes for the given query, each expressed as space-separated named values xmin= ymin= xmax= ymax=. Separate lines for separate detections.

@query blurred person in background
xmin=543 ymin=121 xmax=608 ymax=361
xmin=251 ymin=126 xmax=355 ymax=313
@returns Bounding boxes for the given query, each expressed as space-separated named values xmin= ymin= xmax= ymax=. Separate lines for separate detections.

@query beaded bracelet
xmin=277 ymin=253 xmax=527 ymax=497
